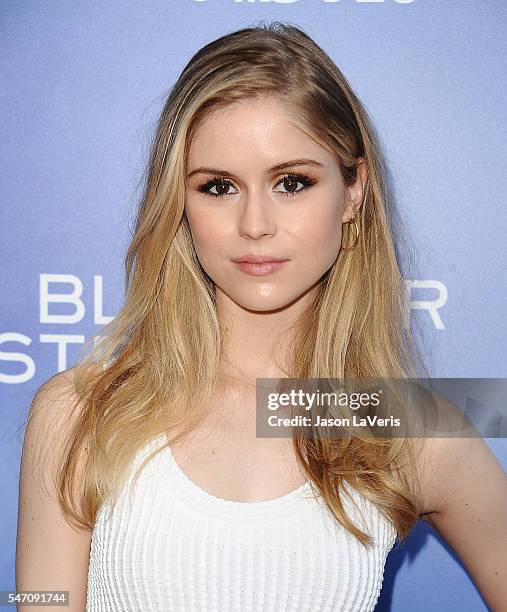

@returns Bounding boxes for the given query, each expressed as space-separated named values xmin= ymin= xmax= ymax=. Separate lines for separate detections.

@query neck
xmin=215 ymin=284 xmax=319 ymax=387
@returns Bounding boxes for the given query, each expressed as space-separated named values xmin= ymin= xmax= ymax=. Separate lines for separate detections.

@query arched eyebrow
xmin=186 ymin=158 xmax=325 ymax=180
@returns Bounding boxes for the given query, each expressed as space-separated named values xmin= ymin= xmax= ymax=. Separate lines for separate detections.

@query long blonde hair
xmin=48 ymin=22 xmax=429 ymax=546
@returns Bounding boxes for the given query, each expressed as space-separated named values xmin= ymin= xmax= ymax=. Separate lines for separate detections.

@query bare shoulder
xmin=28 ymin=366 xmax=79 ymax=418
xmin=21 ymin=368 xmax=82 ymax=487
xmin=16 ymin=366 xmax=93 ymax=610
xmin=413 ymin=391 xmax=507 ymax=610
xmin=25 ymin=367 xmax=79 ymax=429
xmin=413 ymin=390 xmax=501 ymax=514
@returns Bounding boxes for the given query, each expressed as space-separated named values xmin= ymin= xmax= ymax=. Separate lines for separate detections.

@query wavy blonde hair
xmin=40 ymin=22 xmax=430 ymax=547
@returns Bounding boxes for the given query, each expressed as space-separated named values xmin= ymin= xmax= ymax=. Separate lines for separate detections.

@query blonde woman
xmin=16 ymin=22 xmax=507 ymax=612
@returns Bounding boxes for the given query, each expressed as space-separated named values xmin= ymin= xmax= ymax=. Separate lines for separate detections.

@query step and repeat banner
xmin=1 ymin=2 xmax=505 ymax=611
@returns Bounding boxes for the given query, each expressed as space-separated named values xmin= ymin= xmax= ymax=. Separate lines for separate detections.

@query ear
xmin=342 ymin=158 xmax=368 ymax=223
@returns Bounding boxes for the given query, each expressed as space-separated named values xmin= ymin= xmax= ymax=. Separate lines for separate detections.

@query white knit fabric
xmin=86 ymin=432 xmax=397 ymax=611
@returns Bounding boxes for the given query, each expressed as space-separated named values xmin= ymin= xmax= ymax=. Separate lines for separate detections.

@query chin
xmin=226 ymin=288 xmax=308 ymax=313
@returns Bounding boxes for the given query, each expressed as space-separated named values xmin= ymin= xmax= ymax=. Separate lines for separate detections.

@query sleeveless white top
xmin=86 ymin=433 xmax=397 ymax=611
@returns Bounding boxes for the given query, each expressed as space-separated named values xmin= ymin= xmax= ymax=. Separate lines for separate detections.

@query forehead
xmin=187 ymin=97 xmax=334 ymax=170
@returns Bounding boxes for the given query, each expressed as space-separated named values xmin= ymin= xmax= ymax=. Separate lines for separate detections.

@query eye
xmin=274 ymin=173 xmax=317 ymax=198
xmin=196 ymin=177 xmax=237 ymax=199
xmin=195 ymin=172 xmax=317 ymax=200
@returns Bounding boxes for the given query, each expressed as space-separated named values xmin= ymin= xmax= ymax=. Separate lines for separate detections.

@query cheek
xmin=185 ymin=208 xmax=228 ymax=265
xmin=294 ymin=207 xmax=342 ymax=255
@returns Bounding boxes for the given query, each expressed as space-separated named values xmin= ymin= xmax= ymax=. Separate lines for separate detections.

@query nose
xmin=238 ymin=190 xmax=277 ymax=240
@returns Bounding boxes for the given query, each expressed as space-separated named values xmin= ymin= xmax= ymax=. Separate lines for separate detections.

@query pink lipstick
xmin=231 ymin=254 xmax=290 ymax=277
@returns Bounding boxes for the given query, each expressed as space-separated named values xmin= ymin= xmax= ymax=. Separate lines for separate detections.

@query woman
xmin=16 ymin=22 xmax=507 ymax=611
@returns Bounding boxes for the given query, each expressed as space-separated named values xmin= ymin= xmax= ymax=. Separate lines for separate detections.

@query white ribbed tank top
xmin=86 ymin=432 xmax=397 ymax=611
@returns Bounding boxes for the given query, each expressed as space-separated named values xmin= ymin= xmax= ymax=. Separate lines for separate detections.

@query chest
xmin=86 ymin=441 xmax=397 ymax=612
xmin=168 ymin=392 xmax=308 ymax=503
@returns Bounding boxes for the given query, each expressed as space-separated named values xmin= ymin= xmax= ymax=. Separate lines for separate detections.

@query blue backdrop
xmin=1 ymin=2 xmax=506 ymax=610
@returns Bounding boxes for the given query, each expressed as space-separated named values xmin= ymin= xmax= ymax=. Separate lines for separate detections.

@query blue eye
xmin=196 ymin=172 xmax=317 ymax=199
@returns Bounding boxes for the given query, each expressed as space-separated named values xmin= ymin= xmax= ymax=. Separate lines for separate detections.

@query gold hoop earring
xmin=341 ymin=218 xmax=359 ymax=251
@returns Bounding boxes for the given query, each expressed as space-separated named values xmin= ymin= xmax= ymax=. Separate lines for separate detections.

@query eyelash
xmin=195 ymin=172 xmax=317 ymax=199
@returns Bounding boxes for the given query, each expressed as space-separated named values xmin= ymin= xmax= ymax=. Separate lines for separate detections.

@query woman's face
xmin=185 ymin=96 xmax=365 ymax=312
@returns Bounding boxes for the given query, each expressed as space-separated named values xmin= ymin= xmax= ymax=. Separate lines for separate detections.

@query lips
xmin=231 ymin=255 xmax=290 ymax=264
xmin=231 ymin=256 xmax=290 ymax=277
